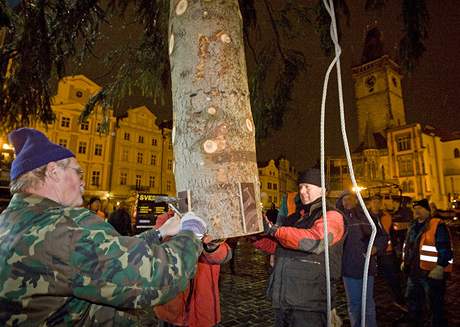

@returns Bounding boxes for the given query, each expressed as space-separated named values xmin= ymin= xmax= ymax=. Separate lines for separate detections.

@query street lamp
xmin=2 ymin=143 xmax=12 ymax=151
xmin=352 ymin=185 xmax=367 ymax=193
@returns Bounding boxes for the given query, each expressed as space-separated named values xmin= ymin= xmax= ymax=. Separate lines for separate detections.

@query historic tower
xmin=352 ymin=28 xmax=406 ymax=148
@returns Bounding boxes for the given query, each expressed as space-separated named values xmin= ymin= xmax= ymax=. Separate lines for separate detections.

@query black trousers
xmin=378 ymin=252 xmax=405 ymax=304
xmin=406 ymin=275 xmax=447 ymax=327
xmin=275 ymin=309 xmax=326 ymax=327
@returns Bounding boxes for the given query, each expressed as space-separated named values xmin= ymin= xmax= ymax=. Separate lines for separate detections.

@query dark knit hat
xmin=298 ymin=168 xmax=322 ymax=188
xmin=9 ymin=128 xmax=75 ymax=180
xmin=413 ymin=199 xmax=430 ymax=212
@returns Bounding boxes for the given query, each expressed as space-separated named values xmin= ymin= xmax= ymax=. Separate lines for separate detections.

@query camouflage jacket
xmin=0 ymin=193 xmax=203 ymax=326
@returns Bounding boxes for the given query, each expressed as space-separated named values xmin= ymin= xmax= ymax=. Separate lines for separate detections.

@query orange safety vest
xmin=419 ymin=218 xmax=453 ymax=273
xmin=380 ymin=211 xmax=393 ymax=253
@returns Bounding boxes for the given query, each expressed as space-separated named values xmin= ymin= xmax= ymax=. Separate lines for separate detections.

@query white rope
xmin=320 ymin=1 xmax=377 ymax=326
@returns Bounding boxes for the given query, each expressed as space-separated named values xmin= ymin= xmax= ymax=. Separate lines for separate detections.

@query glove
xmin=428 ymin=265 xmax=444 ymax=280
xmin=158 ymin=215 xmax=180 ymax=238
xmin=180 ymin=212 xmax=207 ymax=239
xmin=263 ymin=216 xmax=279 ymax=237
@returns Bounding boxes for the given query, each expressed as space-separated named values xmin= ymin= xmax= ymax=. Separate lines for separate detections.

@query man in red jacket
xmin=263 ymin=168 xmax=345 ymax=326
xmin=154 ymin=212 xmax=232 ymax=327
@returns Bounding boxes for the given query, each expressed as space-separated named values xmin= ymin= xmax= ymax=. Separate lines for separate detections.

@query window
xmin=58 ymin=139 xmax=68 ymax=148
xmin=149 ymin=176 xmax=155 ymax=188
xmin=124 ymin=132 xmax=130 ymax=141
xmin=136 ymin=175 xmax=142 ymax=189
xmin=96 ymin=123 xmax=102 ymax=133
xmin=152 ymin=138 xmax=158 ymax=146
xmin=61 ymin=117 xmax=71 ymax=128
xmin=138 ymin=135 xmax=144 ymax=144
xmin=94 ymin=144 xmax=103 ymax=156
xmin=122 ymin=149 xmax=129 ymax=161
xmin=402 ymin=180 xmax=414 ymax=193
xmin=398 ymin=156 xmax=414 ymax=177
xmin=78 ymin=142 xmax=87 ymax=154
xmin=120 ymin=172 xmax=127 ymax=185
xmin=273 ymin=183 xmax=277 ymax=190
xmin=137 ymin=152 xmax=143 ymax=164
xmin=396 ymin=134 xmax=411 ymax=151
xmin=274 ymin=196 xmax=278 ymax=203
xmin=151 ymin=155 xmax=157 ymax=166
xmin=80 ymin=121 xmax=89 ymax=131
xmin=166 ymin=180 xmax=172 ymax=192
xmin=91 ymin=171 xmax=100 ymax=186
xmin=455 ymin=148 xmax=460 ymax=158
xmin=268 ymin=182 xmax=272 ymax=190
xmin=167 ymin=159 xmax=173 ymax=170
xmin=269 ymin=196 xmax=272 ymax=203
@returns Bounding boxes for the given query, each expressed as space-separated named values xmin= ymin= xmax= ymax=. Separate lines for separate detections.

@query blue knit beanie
xmin=8 ymin=128 xmax=75 ymax=180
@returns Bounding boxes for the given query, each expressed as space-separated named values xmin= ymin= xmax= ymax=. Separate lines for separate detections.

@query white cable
xmin=321 ymin=1 xmax=378 ymax=327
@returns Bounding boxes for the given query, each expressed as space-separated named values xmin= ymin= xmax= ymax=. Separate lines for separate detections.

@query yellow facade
xmin=1 ymin=75 xmax=176 ymax=208
xmin=442 ymin=136 xmax=460 ymax=202
xmin=327 ymin=54 xmax=455 ymax=209
xmin=111 ymin=106 xmax=175 ymax=201
xmin=258 ymin=159 xmax=298 ymax=209
xmin=386 ymin=124 xmax=448 ymax=208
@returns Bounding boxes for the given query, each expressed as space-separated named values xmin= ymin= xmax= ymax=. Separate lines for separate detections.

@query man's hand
xmin=180 ymin=212 xmax=207 ymax=239
xmin=428 ymin=265 xmax=444 ymax=280
xmin=158 ymin=215 xmax=181 ymax=238
xmin=263 ymin=216 xmax=279 ymax=237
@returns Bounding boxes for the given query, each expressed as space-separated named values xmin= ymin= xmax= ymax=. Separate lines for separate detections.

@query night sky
xmin=74 ymin=0 xmax=460 ymax=171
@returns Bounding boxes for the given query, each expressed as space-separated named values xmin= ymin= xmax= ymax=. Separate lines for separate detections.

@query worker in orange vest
xmin=401 ymin=199 xmax=454 ymax=327
xmin=368 ymin=194 xmax=406 ymax=311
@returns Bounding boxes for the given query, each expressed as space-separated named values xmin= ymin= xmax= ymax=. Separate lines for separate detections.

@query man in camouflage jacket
xmin=0 ymin=128 xmax=206 ymax=326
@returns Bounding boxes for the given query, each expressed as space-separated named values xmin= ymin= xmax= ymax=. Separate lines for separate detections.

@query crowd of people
xmin=0 ymin=128 xmax=455 ymax=327
xmin=254 ymin=176 xmax=454 ymax=327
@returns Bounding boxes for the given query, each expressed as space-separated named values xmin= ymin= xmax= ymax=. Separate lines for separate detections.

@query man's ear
xmin=45 ymin=162 xmax=60 ymax=182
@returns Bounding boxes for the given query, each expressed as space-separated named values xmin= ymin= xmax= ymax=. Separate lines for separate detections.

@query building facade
xmin=326 ymin=30 xmax=458 ymax=209
xmin=0 ymin=75 xmax=176 ymax=210
xmin=258 ymin=158 xmax=298 ymax=209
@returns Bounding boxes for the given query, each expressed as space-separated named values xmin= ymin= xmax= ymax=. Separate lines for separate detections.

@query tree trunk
xmin=168 ymin=0 xmax=262 ymax=239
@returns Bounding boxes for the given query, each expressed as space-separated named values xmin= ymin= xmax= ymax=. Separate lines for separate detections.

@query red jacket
xmin=154 ymin=213 xmax=231 ymax=327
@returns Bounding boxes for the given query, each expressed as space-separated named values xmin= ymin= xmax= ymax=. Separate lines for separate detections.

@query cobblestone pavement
xmin=218 ymin=226 xmax=460 ymax=327
xmin=141 ymin=226 xmax=460 ymax=326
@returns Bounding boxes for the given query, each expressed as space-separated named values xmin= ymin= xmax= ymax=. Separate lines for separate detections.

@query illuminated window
xmin=78 ymin=142 xmax=87 ymax=154
xmin=120 ymin=172 xmax=127 ymax=185
xmin=61 ymin=117 xmax=71 ymax=128
xmin=91 ymin=171 xmax=101 ymax=186
xmin=95 ymin=144 xmax=103 ymax=156
xmin=137 ymin=152 xmax=143 ymax=164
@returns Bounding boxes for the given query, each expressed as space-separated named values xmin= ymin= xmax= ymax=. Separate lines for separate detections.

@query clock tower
xmin=352 ymin=28 xmax=406 ymax=148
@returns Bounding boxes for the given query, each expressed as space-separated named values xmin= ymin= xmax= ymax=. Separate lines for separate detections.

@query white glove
xmin=428 ymin=265 xmax=444 ymax=280
xmin=158 ymin=215 xmax=181 ymax=238
xmin=180 ymin=212 xmax=207 ymax=239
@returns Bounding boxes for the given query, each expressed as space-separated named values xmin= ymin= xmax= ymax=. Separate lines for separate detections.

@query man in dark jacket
xmin=264 ymin=168 xmax=345 ymax=327
xmin=338 ymin=191 xmax=388 ymax=327
xmin=108 ymin=202 xmax=133 ymax=236
xmin=368 ymin=194 xmax=406 ymax=311
xmin=402 ymin=199 xmax=454 ymax=327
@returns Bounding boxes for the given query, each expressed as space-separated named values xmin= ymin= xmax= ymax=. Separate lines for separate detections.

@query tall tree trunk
xmin=168 ymin=0 xmax=262 ymax=239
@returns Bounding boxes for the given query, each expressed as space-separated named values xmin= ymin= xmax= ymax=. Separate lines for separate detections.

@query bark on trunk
xmin=168 ymin=0 xmax=262 ymax=239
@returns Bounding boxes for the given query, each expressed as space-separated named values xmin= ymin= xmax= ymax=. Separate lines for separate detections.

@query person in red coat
xmin=154 ymin=212 xmax=232 ymax=327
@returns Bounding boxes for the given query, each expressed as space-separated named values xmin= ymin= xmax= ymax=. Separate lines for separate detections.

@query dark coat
xmin=108 ymin=208 xmax=133 ymax=236
xmin=336 ymin=192 xmax=388 ymax=278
